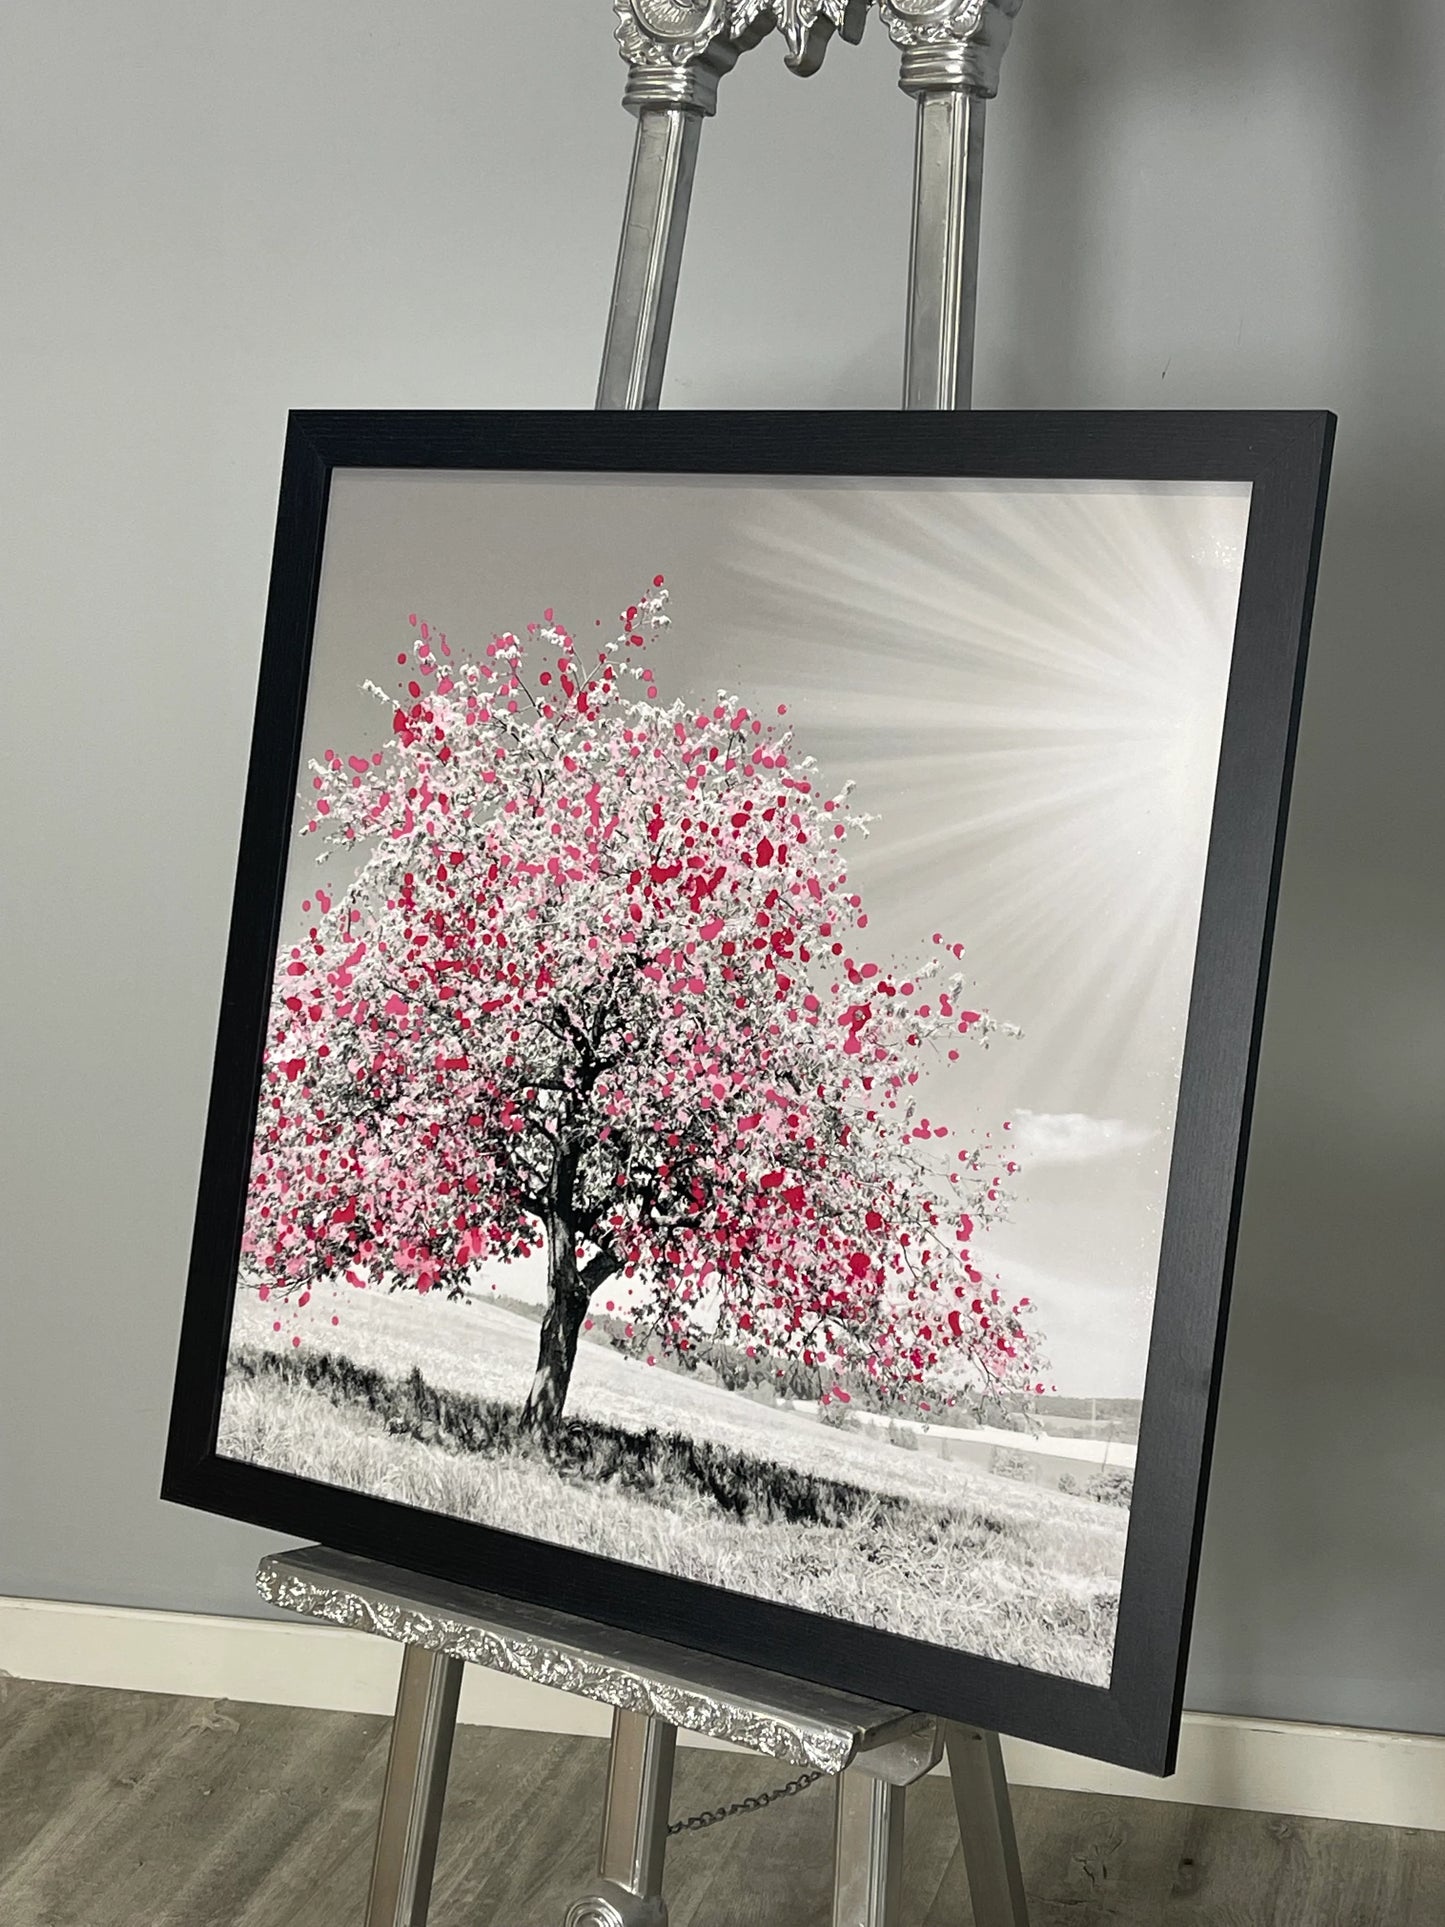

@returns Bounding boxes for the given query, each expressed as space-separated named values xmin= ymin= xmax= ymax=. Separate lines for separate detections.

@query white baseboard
xmin=3 ymin=1594 xmax=1442 ymax=1833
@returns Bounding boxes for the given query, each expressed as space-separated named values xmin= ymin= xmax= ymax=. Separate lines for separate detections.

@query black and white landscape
xmin=218 ymin=470 xmax=1247 ymax=1688
xmin=223 ymin=1285 xmax=1136 ymax=1685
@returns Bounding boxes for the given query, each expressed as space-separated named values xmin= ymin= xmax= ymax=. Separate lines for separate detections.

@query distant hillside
xmin=471 ymin=1292 xmax=1140 ymax=1442
xmin=1034 ymin=1394 xmax=1142 ymax=1423
xmin=486 ymin=1292 xmax=542 ymax=1326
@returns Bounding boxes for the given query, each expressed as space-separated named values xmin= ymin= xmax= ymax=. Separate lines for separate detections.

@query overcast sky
xmin=286 ymin=469 xmax=1251 ymax=1397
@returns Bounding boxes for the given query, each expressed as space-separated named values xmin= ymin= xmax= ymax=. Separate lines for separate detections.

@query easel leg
xmin=598 ymin=34 xmax=748 ymax=412
xmin=565 ymin=1709 xmax=677 ymax=1927
xmin=902 ymin=88 xmax=985 ymax=410
xmin=596 ymin=104 xmax=703 ymax=411
xmin=943 ymin=1723 xmax=1030 ymax=1927
xmin=832 ymin=1768 xmax=906 ymax=1927
xmin=365 ymin=1646 xmax=464 ymax=1927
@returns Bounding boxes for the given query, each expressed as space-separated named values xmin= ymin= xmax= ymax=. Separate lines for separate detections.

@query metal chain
xmin=667 ymin=1767 xmax=827 ymax=1836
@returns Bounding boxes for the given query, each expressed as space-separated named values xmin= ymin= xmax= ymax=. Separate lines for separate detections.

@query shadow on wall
xmin=990 ymin=0 xmax=1445 ymax=1732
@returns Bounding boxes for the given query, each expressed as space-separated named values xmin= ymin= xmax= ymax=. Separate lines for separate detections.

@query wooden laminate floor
xmin=1 ymin=1678 xmax=1441 ymax=1925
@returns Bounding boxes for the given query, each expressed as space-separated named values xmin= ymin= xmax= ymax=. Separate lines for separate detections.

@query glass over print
xmin=223 ymin=469 xmax=1246 ymax=1686
xmin=165 ymin=412 xmax=1332 ymax=1773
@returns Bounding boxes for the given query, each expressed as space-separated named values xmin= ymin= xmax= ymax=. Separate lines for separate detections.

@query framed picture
xmin=164 ymin=409 xmax=1332 ymax=1773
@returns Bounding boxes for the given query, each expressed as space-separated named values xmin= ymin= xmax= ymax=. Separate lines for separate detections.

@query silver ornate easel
xmin=264 ymin=6 xmax=1031 ymax=1922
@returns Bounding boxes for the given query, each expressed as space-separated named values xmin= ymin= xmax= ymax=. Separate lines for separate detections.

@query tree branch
xmin=579 ymin=1248 xmax=622 ymax=1295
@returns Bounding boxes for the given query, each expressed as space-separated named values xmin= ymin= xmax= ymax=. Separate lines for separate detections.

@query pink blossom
xmin=240 ymin=581 xmax=1038 ymax=1425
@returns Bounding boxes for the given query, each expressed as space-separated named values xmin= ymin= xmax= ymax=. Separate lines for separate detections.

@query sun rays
xmin=713 ymin=478 xmax=1251 ymax=1392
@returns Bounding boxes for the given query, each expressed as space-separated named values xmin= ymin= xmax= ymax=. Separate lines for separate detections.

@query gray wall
xmin=3 ymin=1 xmax=1442 ymax=1735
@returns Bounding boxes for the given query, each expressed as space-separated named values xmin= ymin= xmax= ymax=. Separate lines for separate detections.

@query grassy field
xmin=221 ymin=1287 xmax=1125 ymax=1685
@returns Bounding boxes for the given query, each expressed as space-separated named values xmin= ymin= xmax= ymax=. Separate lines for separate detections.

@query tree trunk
xmin=520 ymin=1225 xmax=589 ymax=1442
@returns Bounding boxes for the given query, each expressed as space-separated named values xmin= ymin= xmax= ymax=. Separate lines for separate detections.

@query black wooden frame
xmin=163 ymin=409 xmax=1333 ymax=1774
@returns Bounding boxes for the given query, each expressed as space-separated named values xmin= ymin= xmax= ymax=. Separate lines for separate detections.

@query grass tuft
xmin=228 ymin=1345 xmax=912 ymax=1531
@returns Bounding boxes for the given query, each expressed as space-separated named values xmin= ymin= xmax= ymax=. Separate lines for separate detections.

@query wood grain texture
xmin=2 ymin=1681 xmax=1441 ymax=1927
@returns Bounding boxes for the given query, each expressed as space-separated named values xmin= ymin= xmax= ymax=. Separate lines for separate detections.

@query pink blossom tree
xmin=244 ymin=581 xmax=1043 ymax=1440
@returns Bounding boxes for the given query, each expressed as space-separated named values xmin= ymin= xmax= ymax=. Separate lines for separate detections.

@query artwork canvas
xmin=165 ymin=411 xmax=1332 ymax=1772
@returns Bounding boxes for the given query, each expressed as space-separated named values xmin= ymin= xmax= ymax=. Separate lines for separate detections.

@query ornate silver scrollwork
xmin=731 ymin=0 xmax=868 ymax=75
xmin=613 ymin=0 xmax=733 ymax=69
xmin=876 ymin=0 xmax=1023 ymax=96
xmin=257 ymin=1556 xmax=873 ymax=1773
xmin=613 ymin=0 xmax=865 ymax=88
xmin=612 ymin=0 xmax=756 ymax=112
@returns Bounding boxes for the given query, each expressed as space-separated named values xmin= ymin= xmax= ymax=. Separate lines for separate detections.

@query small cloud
xmin=1010 ymin=1110 xmax=1154 ymax=1167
